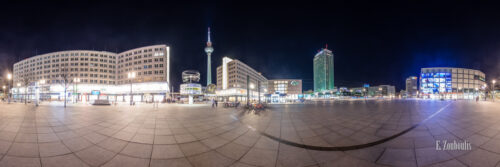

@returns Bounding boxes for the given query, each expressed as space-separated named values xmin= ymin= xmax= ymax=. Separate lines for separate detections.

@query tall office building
xmin=204 ymin=27 xmax=214 ymax=86
xmin=405 ymin=76 xmax=418 ymax=97
xmin=216 ymin=57 xmax=268 ymax=101
xmin=313 ymin=47 xmax=334 ymax=93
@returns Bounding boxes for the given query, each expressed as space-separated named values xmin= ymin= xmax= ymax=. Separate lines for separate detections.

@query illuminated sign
xmin=291 ymin=81 xmax=299 ymax=86
xmin=420 ymin=72 xmax=452 ymax=94
xmin=180 ymin=83 xmax=202 ymax=95
xmin=91 ymin=90 xmax=100 ymax=95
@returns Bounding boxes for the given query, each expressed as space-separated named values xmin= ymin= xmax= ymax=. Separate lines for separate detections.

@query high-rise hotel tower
xmin=313 ymin=46 xmax=334 ymax=93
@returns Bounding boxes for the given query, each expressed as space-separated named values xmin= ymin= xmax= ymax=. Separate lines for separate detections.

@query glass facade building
xmin=420 ymin=67 xmax=486 ymax=99
xmin=313 ymin=48 xmax=334 ymax=93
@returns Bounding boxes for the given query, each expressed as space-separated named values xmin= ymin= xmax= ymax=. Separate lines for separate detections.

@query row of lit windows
xmin=16 ymin=78 xmax=115 ymax=85
xmin=15 ymin=63 xmax=116 ymax=73
xmin=119 ymin=47 xmax=165 ymax=58
xmin=118 ymin=58 xmax=165 ymax=68
xmin=117 ymin=70 xmax=165 ymax=79
xmin=119 ymin=54 xmax=162 ymax=62
xmin=228 ymin=61 xmax=266 ymax=81
xmin=117 ymin=64 xmax=165 ymax=74
xmin=15 ymin=70 xmax=117 ymax=79
xmin=117 ymin=76 xmax=166 ymax=84
xmin=15 ymin=53 xmax=116 ymax=67
xmin=15 ymin=49 xmax=165 ymax=70
xmin=421 ymin=68 xmax=484 ymax=76
xmin=422 ymin=79 xmax=485 ymax=84
xmin=17 ymin=68 xmax=115 ymax=74
xmin=273 ymin=81 xmax=288 ymax=84
xmin=218 ymin=63 xmax=264 ymax=82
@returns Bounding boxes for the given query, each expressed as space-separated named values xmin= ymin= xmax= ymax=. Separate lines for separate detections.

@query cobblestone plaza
xmin=0 ymin=100 xmax=500 ymax=167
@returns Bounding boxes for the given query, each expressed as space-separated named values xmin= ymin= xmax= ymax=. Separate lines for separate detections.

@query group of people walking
xmin=211 ymin=99 xmax=218 ymax=107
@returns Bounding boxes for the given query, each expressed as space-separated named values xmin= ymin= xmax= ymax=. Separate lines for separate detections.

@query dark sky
xmin=1 ymin=1 xmax=500 ymax=91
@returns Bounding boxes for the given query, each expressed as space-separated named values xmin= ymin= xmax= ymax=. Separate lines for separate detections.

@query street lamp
xmin=483 ymin=84 xmax=487 ymax=101
xmin=2 ymin=85 xmax=5 ymax=100
xmin=492 ymin=80 xmax=497 ymax=101
xmin=6 ymin=73 xmax=11 ymax=103
xmin=128 ymin=72 xmax=136 ymax=105
xmin=73 ymin=78 xmax=80 ymax=103
xmin=249 ymin=83 xmax=255 ymax=102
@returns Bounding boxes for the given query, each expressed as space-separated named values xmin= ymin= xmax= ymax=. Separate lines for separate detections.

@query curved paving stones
xmin=0 ymin=100 xmax=500 ymax=167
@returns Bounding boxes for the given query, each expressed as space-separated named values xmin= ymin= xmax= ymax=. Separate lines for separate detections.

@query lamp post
xmin=73 ymin=78 xmax=80 ymax=103
xmin=7 ymin=73 xmax=11 ymax=103
xmin=257 ymin=81 xmax=261 ymax=104
xmin=492 ymin=80 xmax=497 ymax=102
xmin=363 ymin=88 xmax=367 ymax=99
xmin=16 ymin=83 xmax=21 ymax=102
xmin=128 ymin=72 xmax=136 ymax=105
xmin=2 ymin=85 xmax=5 ymax=101
xmin=482 ymin=84 xmax=486 ymax=101
xmin=249 ymin=83 xmax=255 ymax=103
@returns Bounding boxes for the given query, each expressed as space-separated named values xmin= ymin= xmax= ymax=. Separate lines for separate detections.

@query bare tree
xmin=59 ymin=65 xmax=72 ymax=108
xmin=21 ymin=71 xmax=33 ymax=105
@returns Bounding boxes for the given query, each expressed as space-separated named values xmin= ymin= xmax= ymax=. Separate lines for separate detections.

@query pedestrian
xmin=215 ymin=100 xmax=218 ymax=107
xmin=476 ymin=96 xmax=479 ymax=103
xmin=211 ymin=99 xmax=215 ymax=108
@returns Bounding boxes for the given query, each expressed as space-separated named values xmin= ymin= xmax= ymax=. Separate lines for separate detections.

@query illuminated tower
xmin=313 ymin=45 xmax=334 ymax=93
xmin=205 ymin=27 xmax=214 ymax=86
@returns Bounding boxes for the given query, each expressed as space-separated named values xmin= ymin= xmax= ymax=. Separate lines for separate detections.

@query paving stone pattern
xmin=0 ymin=100 xmax=499 ymax=167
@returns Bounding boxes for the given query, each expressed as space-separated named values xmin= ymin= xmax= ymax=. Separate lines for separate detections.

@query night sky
xmin=1 ymin=1 xmax=499 ymax=91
